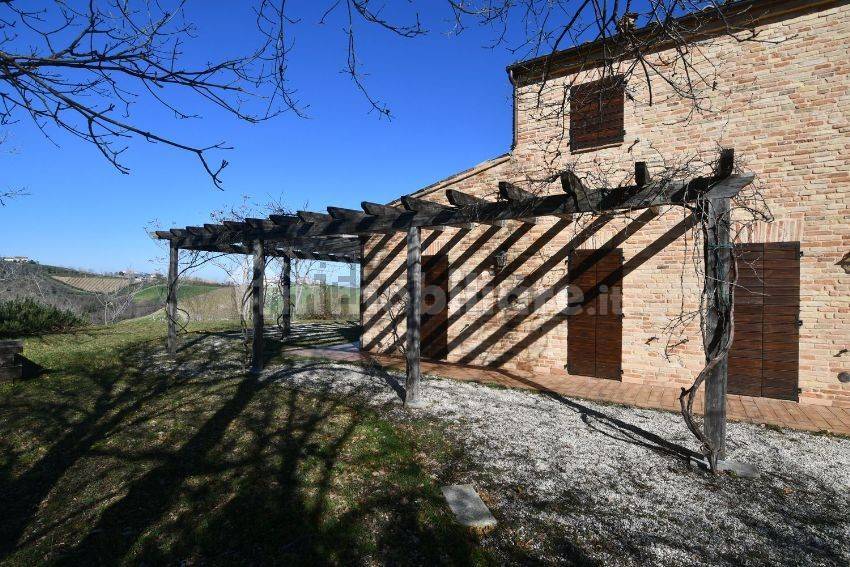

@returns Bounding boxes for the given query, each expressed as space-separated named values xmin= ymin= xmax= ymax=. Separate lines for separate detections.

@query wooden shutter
xmin=761 ymin=242 xmax=801 ymax=400
xmin=568 ymin=250 xmax=599 ymax=377
xmin=595 ymin=251 xmax=624 ymax=379
xmin=569 ymin=76 xmax=625 ymax=152
xmin=568 ymin=249 xmax=623 ymax=380
xmin=421 ymin=255 xmax=449 ymax=360
xmin=728 ymin=242 xmax=800 ymax=401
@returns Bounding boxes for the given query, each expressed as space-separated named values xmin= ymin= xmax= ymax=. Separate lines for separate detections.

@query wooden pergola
xmin=155 ymin=149 xmax=752 ymax=458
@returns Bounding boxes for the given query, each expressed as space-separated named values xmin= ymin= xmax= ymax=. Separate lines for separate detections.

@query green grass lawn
xmin=0 ymin=320 xmax=495 ymax=565
xmin=133 ymin=282 xmax=221 ymax=304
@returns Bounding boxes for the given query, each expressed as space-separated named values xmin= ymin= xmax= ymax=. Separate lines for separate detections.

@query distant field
xmin=53 ymin=276 xmax=129 ymax=293
xmin=38 ymin=264 xmax=101 ymax=277
xmin=177 ymin=286 xmax=242 ymax=322
xmin=267 ymin=284 xmax=359 ymax=319
xmin=133 ymin=283 xmax=221 ymax=304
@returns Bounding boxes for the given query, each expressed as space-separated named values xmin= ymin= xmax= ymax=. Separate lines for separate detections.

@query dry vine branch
xmin=478 ymin=148 xmax=771 ymax=470
xmin=163 ymin=248 xmax=229 ymax=338
xmin=678 ymin=196 xmax=739 ymax=472
xmin=2 ymin=1 xmax=774 ymax=183
xmin=0 ymin=0 xmax=296 ymax=186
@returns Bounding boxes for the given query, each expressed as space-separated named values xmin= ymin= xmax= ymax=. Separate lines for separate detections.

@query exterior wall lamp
xmin=840 ymin=252 xmax=850 ymax=275
xmin=492 ymin=250 xmax=508 ymax=273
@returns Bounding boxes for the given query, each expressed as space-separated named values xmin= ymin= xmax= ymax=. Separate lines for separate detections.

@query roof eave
xmin=507 ymin=0 xmax=843 ymax=86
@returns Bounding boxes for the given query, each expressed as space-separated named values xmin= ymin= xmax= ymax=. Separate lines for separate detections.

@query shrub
xmin=0 ymin=298 xmax=85 ymax=338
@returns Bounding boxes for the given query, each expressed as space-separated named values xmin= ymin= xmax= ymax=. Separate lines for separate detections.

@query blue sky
xmin=0 ymin=3 xmax=532 ymax=280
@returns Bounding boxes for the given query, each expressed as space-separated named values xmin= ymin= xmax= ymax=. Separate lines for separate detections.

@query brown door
xmin=421 ymin=255 xmax=449 ymax=360
xmin=568 ymin=249 xmax=623 ymax=380
xmin=728 ymin=242 xmax=800 ymax=401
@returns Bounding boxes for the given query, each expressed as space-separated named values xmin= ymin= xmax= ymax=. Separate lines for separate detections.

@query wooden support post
xmin=405 ymin=226 xmax=422 ymax=407
xmin=281 ymin=254 xmax=292 ymax=336
xmin=359 ymin=236 xmax=367 ymax=349
xmin=166 ymin=241 xmax=179 ymax=355
xmin=635 ymin=162 xmax=649 ymax=187
xmin=703 ymin=197 xmax=732 ymax=463
xmin=251 ymin=239 xmax=265 ymax=374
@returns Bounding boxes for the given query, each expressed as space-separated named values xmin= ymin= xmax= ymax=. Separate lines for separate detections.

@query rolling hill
xmin=52 ymin=276 xmax=130 ymax=293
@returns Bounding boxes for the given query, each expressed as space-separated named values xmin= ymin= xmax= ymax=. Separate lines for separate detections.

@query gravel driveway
xmin=269 ymin=360 xmax=850 ymax=566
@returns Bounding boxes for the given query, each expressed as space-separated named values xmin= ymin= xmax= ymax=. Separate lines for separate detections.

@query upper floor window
xmin=569 ymin=76 xmax=625 ymax=152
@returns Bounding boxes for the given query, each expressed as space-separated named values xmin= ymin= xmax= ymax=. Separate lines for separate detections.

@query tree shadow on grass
xmin=0 ymin=333 xmax=513 ymax=565
xmin=1 ymin=339 xmax=192 ymax=558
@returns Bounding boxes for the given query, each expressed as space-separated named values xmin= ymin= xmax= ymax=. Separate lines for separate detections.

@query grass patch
xmin=0 ymin=319 xmax=494 ymax=565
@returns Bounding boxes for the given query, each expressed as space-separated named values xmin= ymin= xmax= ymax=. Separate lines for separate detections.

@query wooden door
xmin=421 ymin=255 xmax=449 ymax=360
xmin=568 ymin=249 xmax=623 ymax=380
xmin=728 ymin=242 xmax=800 ymax=401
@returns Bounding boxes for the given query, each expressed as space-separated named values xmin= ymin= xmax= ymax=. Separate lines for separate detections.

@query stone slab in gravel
xmin=441 ymin=484 xmax=498 ymax=528
xmin=267 ymin=359 xmax=850 ymax=566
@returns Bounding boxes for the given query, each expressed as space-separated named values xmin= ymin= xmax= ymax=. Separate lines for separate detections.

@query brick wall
xmin=362 ymin=2 xmax=850 ymax=407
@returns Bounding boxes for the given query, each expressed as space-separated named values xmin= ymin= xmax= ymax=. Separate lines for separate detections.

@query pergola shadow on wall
xmin=156 ymin=149 xmax=751 ymax=458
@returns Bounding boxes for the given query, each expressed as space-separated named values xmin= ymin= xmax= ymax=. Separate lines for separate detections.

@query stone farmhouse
xmin=360 ymin=0 xmax=850 ymax=408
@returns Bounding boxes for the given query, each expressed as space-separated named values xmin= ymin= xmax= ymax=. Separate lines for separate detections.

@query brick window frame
xmin=569 ymin=76 xmax=626 ymax=152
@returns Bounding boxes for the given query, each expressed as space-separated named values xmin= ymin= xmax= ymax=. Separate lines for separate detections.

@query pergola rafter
xmin=446 ymin=189 xmax=511 ymax=227
xmin=327 ymin=207 xmax=367 ymax=221
xmin=156 ymin=149 xmax=751 ymax=461
xmin=401 ymin=196 xmax=475 ymax=230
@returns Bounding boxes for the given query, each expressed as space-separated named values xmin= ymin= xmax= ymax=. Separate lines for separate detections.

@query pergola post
xmin=405 ymin=226 xmax=422 ymax=407
xmin=250 ymin=239 xmax=266 ymax=374
xmin=359 ymin=236 xmax=367 ymax=348
xmin=281 ymin=254 xmax=292 ymax=336
xmin=166 ymin=240 xmax=179 ymax=355
xmin=703 ymin=196 xmax=732 ymax=463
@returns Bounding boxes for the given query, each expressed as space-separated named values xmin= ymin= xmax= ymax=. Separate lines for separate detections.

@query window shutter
xmin=569 ymin=76 xmax=625 ymax=152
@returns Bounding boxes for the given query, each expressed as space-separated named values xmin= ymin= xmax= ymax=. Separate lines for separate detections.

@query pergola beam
xmin=178 ymin=242 xmax=359 ymax=263
xmin=328 ymin=206 xmax=402 ymax=234
xmin=157 ymin=173 xmax=753 ymax=246
xmin=501 ymin=181 xmax=571 ymax=221
xmin=401 ymin=196 xmax=474 ymax=230
xmin=163 ymin=231 xmax=359 ymax=253
xmin=445 ymin=189 xmax=515 ymax=227
xmin=289 ymin=250 xmax=359 ymax=263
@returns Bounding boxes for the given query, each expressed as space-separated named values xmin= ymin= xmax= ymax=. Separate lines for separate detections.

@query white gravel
xmin=267 ymin=359 xmax=850 ymax=566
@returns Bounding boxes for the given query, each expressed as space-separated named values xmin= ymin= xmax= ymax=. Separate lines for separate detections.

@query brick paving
xmin=282 ymin=344 xmax=850 ymax=436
